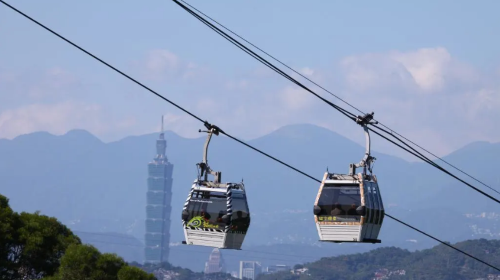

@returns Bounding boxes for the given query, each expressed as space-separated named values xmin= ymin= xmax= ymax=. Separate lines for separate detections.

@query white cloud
xmin=279 ymin=85 xmax=317 ymax=111
xmin=1 ymin=47 xmax=499 ymax=159
xmin=144 ymin=49 xmax=180 ymax=80
xmin=33 ymin=67 xmax=79 ymax=96
xmin=301 ymin=67 xmax=314 ymax=77
xmin=340 ymin=53 xmax=415 ymax=93
xmin=127 ymin=48 xmax=499 ymax=157
xmin=340 ymin=47 xmax=481 ymax=94
xmin=0 ymin=67 xmax=82 ymax=103
xmin=391 ymin=47 xmax=452 ymax=91
xmin=136 ymin=49 xmax=211 ymax=83
xmin=0 ymin=102 xmax=105 ymax=139
xmin=335 ymin=47 xmax=500 ymax=156
xmin=0 ymin=101 xmax=145 ymax=141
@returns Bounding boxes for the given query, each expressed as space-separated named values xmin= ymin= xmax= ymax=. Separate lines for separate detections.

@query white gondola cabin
xmin=181 ymin=123 xmax=250 ymax=249
xmin=313 ymin=172 xmax=384 ymax=243
xmin=313 ymin=112 xmax=384 ymax=243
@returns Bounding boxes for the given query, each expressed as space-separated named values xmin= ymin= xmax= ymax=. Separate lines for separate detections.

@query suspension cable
xmin=1 ymin=0 xmax=499 ymax=272
xmin=175 ymin=0 xmax=500 ymax=198
xmin=171 ymin=0 xmax=500 ymax=204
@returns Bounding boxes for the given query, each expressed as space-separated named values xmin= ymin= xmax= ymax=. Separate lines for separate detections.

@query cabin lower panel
xmin=184 ymin=229 xmax=225 ymax=248
xmin=183 ymin=229 xmax=245 ymax=249
xmin=317 ymin=224 xmax=362 ymax=242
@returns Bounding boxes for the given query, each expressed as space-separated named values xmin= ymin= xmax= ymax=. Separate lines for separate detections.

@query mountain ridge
xmin=3 ymin=123 xmax=498 ymax=163
xmin=1 ymin=123 xmax=498 ymax=269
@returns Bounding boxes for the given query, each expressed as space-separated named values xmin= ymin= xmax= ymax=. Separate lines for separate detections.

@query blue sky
xmin=0 ymin=0 xmax=499 ymax=159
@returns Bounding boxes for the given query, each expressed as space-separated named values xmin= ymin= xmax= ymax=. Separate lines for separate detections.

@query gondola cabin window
xmin=186 ymin=191 xmax=227 ymax=230
xmin=230 ymin=192 xmax=250 ymax=233
xmin=317 ymin=184 xmax=361 ymax=222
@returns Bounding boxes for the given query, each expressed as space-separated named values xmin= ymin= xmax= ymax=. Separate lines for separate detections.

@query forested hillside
xmin=258 ymin=239 xmax=500 ymax=280
xmin=130 ymin=262 xmax=239 ymax=280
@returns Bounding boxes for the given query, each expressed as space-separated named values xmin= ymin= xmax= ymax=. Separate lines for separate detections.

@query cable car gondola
xmin=313 ymin=112 xmax=384 ymax=243
xmin=181 ymin=123 xmax=250 ymax=249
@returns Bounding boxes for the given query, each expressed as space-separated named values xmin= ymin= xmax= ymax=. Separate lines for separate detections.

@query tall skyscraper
xmin=204 ymin=248 xmax=226 ymax=274
xmin=145 ymin=116 xmax=174 ymax=263
xmin=239 ymin=261 xmax=262 ymax=280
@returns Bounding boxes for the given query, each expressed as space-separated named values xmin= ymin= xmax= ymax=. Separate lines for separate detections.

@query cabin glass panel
xmin=371 ymin=183 xmax=380 ymax=223
xmin=317 ymin=184 xmax=362 ymax=222
xmin=366 ymin=184 xmax=375 ymax=223
xmin=230 ymin=192 xmax=250 ymax=234
xmin=185 ymin=190 xmax=227 ymax=230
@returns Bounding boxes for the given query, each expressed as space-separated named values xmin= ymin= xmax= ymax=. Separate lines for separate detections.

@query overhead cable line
xmin=79 ymin=238 xmax=322 ymax=263
xmin=175 ymin=0 xmax=500 ymax=198
xmin=83 ymin=236 xmax=500 ymax=273
xmin=367 ymin=124 xmax=500 ymax=201
xmin=73 ymin=230 xmax=321 ymax=260
xmin=172 ymin=0 xmax=358 ymax=122
xmin=0 ymin=0 xmax=314 ymax=182
xmin=171 ymin=0 xmax=500 ymax=203
xmin=1 ymin=0 xmax=499 ymax=272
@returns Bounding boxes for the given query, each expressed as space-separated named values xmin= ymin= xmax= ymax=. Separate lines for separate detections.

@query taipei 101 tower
xmin=145 ymin=116 xmax=174 ymax=264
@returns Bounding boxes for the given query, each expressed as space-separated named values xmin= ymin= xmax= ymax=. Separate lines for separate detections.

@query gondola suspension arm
xmin=197 ymin=121 xmax=223 ymax=184
xmin=350 ymin=112 xmax=378 ymax=176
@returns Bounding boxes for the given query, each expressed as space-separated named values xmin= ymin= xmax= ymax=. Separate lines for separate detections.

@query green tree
xmin=1 ymin=193 xmax=155 ymax=280
xmin=56 ymin=243 xmax=101 ymax=279
xmin=13 ymin=211 xmax=81 ymax=279
xmin=52 ymin=244 xmax=153 ymax=280
xmin=117 ymin=266 xmax=156 ymax=280
xmin=0 ymin=195 xmax=18 ymax=279
xmin=1 ymin=194 xmax=81 ymax=279
xmin=94 ymin=253 xmax=127 ymax=280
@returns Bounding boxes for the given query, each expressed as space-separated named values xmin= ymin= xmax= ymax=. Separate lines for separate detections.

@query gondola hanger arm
xmin=197 ymin=121 xmax=222 ymax=184
xmin=350 ymin=112 xmax=378 ymax=176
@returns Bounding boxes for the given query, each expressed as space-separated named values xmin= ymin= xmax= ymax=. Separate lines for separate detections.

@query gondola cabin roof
xmin=323 ymin=173 xmax=377 ymax=185
xmin=191 ymin=182 xmax=245 ymax=194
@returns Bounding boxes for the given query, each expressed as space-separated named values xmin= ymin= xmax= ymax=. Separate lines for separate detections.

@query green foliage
xmin=14 ymin=211 xmax=81 ymax=278
xmin=1 ymin=193 xmax=154 ymax=280
xmin=0 ymin=194 xmax=81 ymax=279
xmin=117 ymin=266 xmax=156 ymax=280
xmin=95 ymin=253 xmax=127 ymax=280
xmin=56 ymin=243 xmax=102 ymax=279
xmin=0 ymin=195 xmax=17 ymax=278
xmin=46 ymin=244 xmax=156 ymax=280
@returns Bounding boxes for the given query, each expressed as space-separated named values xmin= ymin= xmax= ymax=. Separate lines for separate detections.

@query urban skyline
xmin=239 ymin=261 xmax=262 ymax=280
xmin=204 ymin=248 xmax=226 ymax=274
xmin=144 ymin=116 xmax=174 ymax=263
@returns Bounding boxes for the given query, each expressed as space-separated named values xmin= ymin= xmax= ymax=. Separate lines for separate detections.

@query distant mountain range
xmin=0 ymin=123 xmax=499 ymax=271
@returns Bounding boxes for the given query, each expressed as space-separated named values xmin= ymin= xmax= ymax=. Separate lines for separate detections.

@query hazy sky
xmin=0 ymin=0 xmax=499 ymax=160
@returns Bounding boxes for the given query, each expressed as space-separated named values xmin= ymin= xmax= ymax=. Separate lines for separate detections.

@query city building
xmin=144 ymin=116 xmax=174 ymax=263
xmin=239 ymin=261 xmax=262 ymax=280
xmin=204 ymin=248 xmax=226 ymax=274
xmin=266 ymin=264 xmax=291 ymax=273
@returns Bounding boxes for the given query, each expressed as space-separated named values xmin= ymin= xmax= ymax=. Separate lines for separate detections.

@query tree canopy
xmin=48 ymin=243 xmax=155 ymax=280
xmin=1 ymin=194 xmax=81 ymax=279
xmin=0 ymin=193 xmax=155 ymax=280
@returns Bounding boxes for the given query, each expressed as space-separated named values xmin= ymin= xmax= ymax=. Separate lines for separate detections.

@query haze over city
xmin=1 ymin=1 xmax=499 ymax=279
